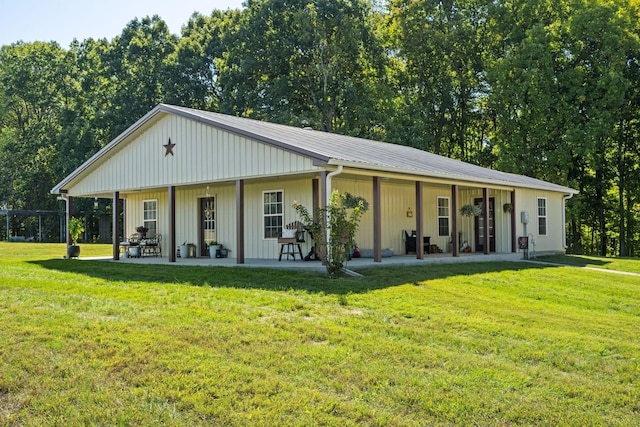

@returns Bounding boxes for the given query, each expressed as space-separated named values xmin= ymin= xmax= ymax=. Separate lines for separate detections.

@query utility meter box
xmin=521 ymin=211 xmax=529 ymax=224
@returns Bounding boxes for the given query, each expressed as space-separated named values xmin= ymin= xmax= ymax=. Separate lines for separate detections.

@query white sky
xmin=0 ymin=0 xmax=245 ymax=47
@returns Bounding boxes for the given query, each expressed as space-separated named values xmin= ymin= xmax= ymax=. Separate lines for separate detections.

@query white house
xmin=51 ymin=104 xmax=578 ymax=263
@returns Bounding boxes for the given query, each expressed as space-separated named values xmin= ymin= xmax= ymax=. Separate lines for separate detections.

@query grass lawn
xmin=1 ymin=243 xmax=639 ymax=426
xmin=538 ymin=253 xmax=640 ymax=274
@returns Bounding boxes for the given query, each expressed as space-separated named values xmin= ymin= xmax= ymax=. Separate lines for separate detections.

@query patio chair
xmin=403 ymin=230 xmax=430 ymax=255
xmin=278 ymin=221 xmax=305 ymax=261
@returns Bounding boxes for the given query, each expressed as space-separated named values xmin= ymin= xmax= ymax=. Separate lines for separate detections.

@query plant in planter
xmin=503 ymin=203 xmax=513 ymax=213
xmin=460 ymin=204 xmax=482 ymax=217
xmin=208 ymin=240 xmax=221 ymax=258
xmin=136 ymin=225 xmax=149 ymax=238
xmin=179 ymin=241 xmax=195 ymax=258
xmin=66 ymin=217 xmax=85 ymax=258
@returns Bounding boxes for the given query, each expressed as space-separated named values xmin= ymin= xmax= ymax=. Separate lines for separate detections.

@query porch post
xmin=319 ymin=171 xmax=327 ymax=210
xmin=483 ymin=187 xmax=490 ymax=255
xmin=168 ymin=186 xmax=176 ymax=262
xmin=236 ymin=179 xmax=245 ymax=264
xmin=373 ymin=176 xmax=382 ymax=262
xmin=67 ymin=196 xmax=73 ymax=245
xmin=415 ymin=181 xmax=424 ymax=259
xmin=112 ymin=192 xmax=120 ymax=260
xmin=312 ymin=178 xmax=320 ymax=217
xmin=451 ymin=185 xmax=459 ymax=257
xmin=511 ymin=190 xmax=517 ymax=252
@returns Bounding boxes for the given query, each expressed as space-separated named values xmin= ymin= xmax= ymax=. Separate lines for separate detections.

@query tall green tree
xmin=219 ymin=0 xmax=386 ymax=133
xmin=0 ymin=41 xmax=69 ymax=210
xmin=104 ymin=16 xmax=177 ymax=135
xmin=163 ymin=10 xmax=236 ymax=110
xmin=386 ymin=0 xmax=495 ymax=162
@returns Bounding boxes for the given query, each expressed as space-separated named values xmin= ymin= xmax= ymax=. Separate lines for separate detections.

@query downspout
xmin=325 ymin=165 xmax=344 ymax=258
xmin=562 ymin=193 xmax=574 ymax=250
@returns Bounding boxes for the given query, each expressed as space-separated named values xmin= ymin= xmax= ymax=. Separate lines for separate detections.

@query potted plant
xmin=66 ymin=217 xmax=84 ymax=258
xmin=179 ymin=241 xmax=194 ymax=258
xmin=136 ymin=225 xmax=149 ymax=238
xmin=208 ymin=240 xmax=221 ymax=259
xmin=503 ymin=203 xmax=513 ymax=213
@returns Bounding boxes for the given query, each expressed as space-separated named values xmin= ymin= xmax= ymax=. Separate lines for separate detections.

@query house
xmin=51 ymin=104 xmax=578 ymax=263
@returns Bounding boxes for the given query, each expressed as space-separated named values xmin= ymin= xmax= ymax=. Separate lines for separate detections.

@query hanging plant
xmin=503 ymin=203 xmax=513 ymax=213
xmin=460 ymin=204 xmax=482 ymax=217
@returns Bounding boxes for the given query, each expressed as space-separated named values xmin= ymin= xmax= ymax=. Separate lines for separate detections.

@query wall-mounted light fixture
xmin=406 ymin=207 xmax=413 ymax=218
xmin=206 ymin=185 xmax=211 ymax=198
xmin=94 ymin=197 xmax=99 ymax=210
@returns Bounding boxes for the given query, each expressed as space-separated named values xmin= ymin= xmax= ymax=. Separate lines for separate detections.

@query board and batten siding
xmin=66 ymin=114 xmax=319 ymax=197
xmin=515 ymin=189 xmax=567 ymax=253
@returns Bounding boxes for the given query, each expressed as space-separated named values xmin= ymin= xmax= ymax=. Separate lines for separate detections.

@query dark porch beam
xmin=451 ymin=185 xmax=459 ymax=257
xmin=415 ymin=181 xmax=424 ymax=259
xmin=236 ymin=179 xmax=245 ymax=264
xmin=168 ymin=186 xmax=176 ymax=262
xmin=67 ymin=196 xmax=73 ymax=246
xmin=483 ymin=187 xmax=490 ymax=255
xmin=511 ymin=190 xmax=517 ymax=252
xmin=319 ymin=171 xmax=327 ymax=210
xmin=112 ymin=192 xmax=120 ymax=260
xmin=312 ymin=178 xmax=319 ymax=219
xmin=373 ymin=176 xmax=382 ymax=262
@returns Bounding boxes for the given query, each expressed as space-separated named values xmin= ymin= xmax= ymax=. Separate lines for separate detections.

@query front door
xmin=474 ymin=197 xmax=495 ymax=252
xmin=199 ymin=197 xmax=216 ymax=256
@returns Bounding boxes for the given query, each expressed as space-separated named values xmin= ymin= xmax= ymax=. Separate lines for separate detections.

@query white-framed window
xmin=537 ymin=197 xmax=547 ymax=236
xmin=263 ymin=190 xmax=283 ymax=239
xmin=437 ymin=196 xmax=450 ymax=237
xmin=143 ymin=199 xmax=157 ymax=236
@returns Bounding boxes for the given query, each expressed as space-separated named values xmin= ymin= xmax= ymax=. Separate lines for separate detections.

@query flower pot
xmin=179 ymin=245 xmax=191 ymax=258
xmin=67 ymin=245 xmax=80 ymax=258
xmin=209 ymin=245 xmax=221 ymax=258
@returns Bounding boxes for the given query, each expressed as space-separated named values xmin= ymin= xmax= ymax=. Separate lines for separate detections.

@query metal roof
xmin=166 ymin=104 xmax=577 ymax=194
xmin=52 ymin=103 xmax=578 ymax=195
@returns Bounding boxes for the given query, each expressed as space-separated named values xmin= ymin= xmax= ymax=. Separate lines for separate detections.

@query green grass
xmin=1 ymin=243 xmax=639 ymax=426
xmin=538 ymin=253 xmax=640 ymax=274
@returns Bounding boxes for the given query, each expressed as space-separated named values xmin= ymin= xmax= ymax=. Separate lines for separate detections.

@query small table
xmin=278 ymin=238 xmax=303 ymax=261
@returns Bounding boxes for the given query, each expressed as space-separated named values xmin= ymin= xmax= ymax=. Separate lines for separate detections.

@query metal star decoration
xmin=163 ymin=138 xmax=175 ymax=156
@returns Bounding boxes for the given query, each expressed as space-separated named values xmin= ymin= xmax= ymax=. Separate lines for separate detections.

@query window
xmin=537 ymin=197 xmax=547 ymax=236
xmin=437 ymin=197 xmax=450 ymax=237
xmin=263 ymin=190 xmax=283 ymax=239
xmin=143 ymin=199 xmax=157 ymax=236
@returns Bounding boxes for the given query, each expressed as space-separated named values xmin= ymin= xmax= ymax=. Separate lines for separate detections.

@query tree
xmin=386 ymin=0 xmax=495 ymax=163
xmin=294 ymin=191 xmax=369 ymax=277
xmin=219 ymin=0 xmax=386 ymax=133
xmin=163 ymin=10 xmax=236 ymax=110
xmin=104 ymin=16 xmax=177 ymax=136
xmin=0 ymin=41 xmax=68 ymax=210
